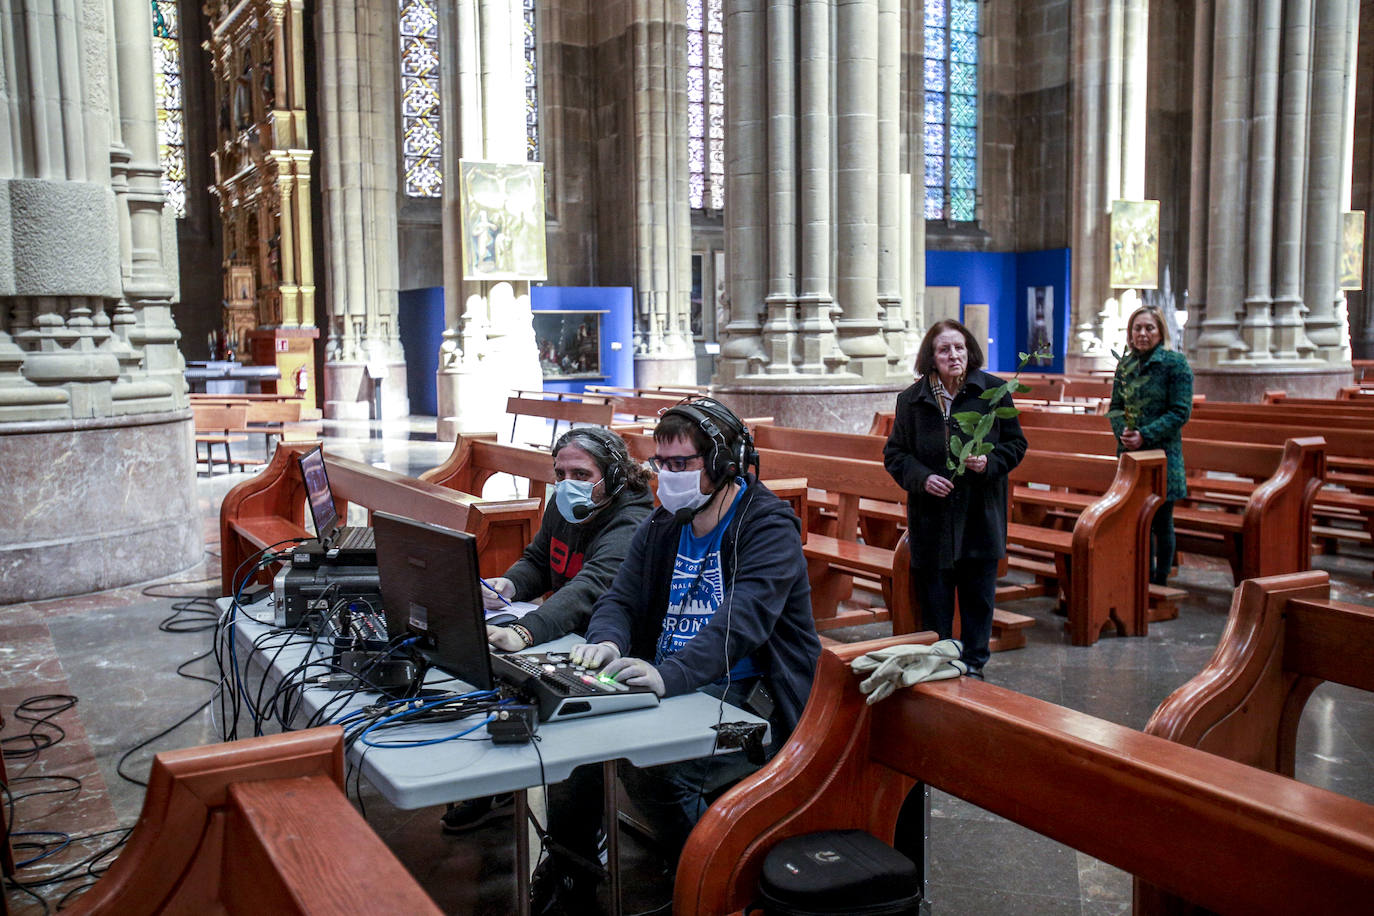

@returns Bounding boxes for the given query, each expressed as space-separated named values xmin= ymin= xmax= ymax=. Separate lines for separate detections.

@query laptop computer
xmin=298 ymin=445 xmax=376 ymax=560
xmin=372 ymin=511 xmax=658 ymax=721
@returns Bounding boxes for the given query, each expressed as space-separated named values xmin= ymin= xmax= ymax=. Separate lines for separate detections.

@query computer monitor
xmin=372 ymin=511 xmax=493 ymax=690
xmin=298 ymin=446 xmax=340 ymax=539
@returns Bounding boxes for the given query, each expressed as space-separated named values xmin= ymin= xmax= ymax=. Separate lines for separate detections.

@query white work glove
xmin=600 ymin=657 xmax=667 ymax=697
xmin=569 ymin=641 xmax=621 ymax=669
xmin=851 ymin=638 xmax=967 ymax=705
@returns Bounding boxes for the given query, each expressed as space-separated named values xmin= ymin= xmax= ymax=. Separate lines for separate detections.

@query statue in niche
xmin=234 ymin=50 xmax=254 ymax=131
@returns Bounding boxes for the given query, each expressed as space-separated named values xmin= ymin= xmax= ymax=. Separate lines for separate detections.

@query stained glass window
xmin=924 ymin=0 xmax=979 ymax=222
xmin=399 ymin=0 xmax=442 ymax=197
xmin=688 ymin=0 xmax=724 ymax=211
xmin=524 ymin=1 xmax=539 ymax=161
xmin=151 ymin=0 xmax=185 ymax=218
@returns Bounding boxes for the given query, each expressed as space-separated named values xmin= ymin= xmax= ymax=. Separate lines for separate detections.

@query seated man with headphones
xmin=441 ymin=427 xmax=654 ymax=834
xmin=531 ymin=397 xmax=821 ymax=914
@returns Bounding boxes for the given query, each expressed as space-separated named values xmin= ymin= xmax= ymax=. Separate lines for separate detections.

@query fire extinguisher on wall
xmin=294 ymin=364 xmax=309 ymax=396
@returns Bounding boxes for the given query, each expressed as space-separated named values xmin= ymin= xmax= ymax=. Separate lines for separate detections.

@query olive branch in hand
xmin=946 ymin=347 xmax=1051 ymax=476
xmin=1104 ymin=348 xmax=1148 ymax=431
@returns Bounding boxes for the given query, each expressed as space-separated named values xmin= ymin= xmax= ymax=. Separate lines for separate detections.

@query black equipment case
xmin=755 ymin=829 xmax=923 ymax=915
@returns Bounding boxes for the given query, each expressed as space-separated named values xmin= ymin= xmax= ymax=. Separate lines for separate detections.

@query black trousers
xmin=913 ymin=557 xmax=998 ymax=672
xmin=543 ymin=680 xmax=779 ymax=876
xmin=1150 ymin=499 xmax=1176 ymax=585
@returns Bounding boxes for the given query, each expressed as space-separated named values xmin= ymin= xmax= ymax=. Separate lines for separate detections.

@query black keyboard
xmin=334 ymin=527 xmax=375 ymax=550
xmin=491 ymin=652 xmax=659 ymax=722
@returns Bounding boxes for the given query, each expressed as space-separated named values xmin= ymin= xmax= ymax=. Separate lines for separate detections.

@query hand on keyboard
xmin=570 ymin=641 xmax=621 ymax=669
xmin=600 ymin=657 xmax=666 ymax=698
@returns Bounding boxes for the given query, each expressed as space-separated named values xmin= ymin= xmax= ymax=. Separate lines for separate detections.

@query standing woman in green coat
xmin=1108 ymin=305 xmax=1193 ymax=585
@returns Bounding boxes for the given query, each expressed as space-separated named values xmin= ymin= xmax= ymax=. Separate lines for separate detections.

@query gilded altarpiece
xmin=204 ymin=0 xmax=317 ymax=399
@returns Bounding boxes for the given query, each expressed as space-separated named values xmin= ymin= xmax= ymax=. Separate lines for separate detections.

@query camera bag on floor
xmin=755 ymin=829 xmax=923 ymax=915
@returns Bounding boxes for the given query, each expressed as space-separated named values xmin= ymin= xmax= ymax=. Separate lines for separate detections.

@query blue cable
xmin=358 ymin=714 xmax=495 ymax=749
xmin=13 ymin=830 xmax=72 ymax=867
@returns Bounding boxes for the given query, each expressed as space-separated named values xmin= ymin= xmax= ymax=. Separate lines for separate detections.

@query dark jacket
xmin=584 ymin=476 xmax=821 ymax=737
xmin=502 ymin=485 xmax=655 ymax=645
xmin=1108 ymin=345 xmax=1193 ymax=500
xmin=883 ymin=369 xmax=1028 ymax=569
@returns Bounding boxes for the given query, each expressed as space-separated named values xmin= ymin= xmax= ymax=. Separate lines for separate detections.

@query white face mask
xmin=656 ymin=468 xmax=711 ymax=515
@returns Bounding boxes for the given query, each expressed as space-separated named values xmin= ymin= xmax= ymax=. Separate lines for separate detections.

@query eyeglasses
xmin=648 ymin=453 xmax=705 ymax=473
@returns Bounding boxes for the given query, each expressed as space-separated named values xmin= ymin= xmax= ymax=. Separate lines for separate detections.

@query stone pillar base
xmin=323 ymin=361 xmax=410 ymax=420
xmin=1192 ymin=367 xmax=1355 ymax=402
xmin=0 ymin=411 xmax=201 ymax=603
xmin=711 ymin=383 xmax=908 ymax=434
xmin=634 ymin=356 xmax=698 ymax=389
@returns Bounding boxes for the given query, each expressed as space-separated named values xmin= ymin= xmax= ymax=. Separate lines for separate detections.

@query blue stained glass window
xmin=950 ymin=126 xmax=976 ymax=158
xmin=399 ymin=0 xmax=443 ymax=195
xmin=924 ymin=59 xmax=945 ymax=92
xmin=151 ymin=0 xmax=185 ymax=217
xmin=925 ymin=93 xmax=944 ymax=125
xmin=924 ymin=27 xmax=947 ymax=61
xmin=924 ymin=124 xmax=944 ymax=157
xmin=924 ymin=0 xmax=979 ymax=222
xmin=524 ymin=0 xmax=539 ymax=161
xmin=688 ymin=0 xmax=725 ymax=211
xmin=924 ymin=0 xmax=947 ymax=28
xmin=925 ymin=187 xmax=944 ymax=220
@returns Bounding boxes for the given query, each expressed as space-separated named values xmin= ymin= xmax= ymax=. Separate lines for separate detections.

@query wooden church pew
xmin=219 ymin=442 xmax=541 ymax=595
xmin=64 ymin=728 xmax=440 ymax=915
xmin=1137 ymin=569 xmax=1374 ymax=913
xmin=673 ymin=636 xmax=1374 ymax=916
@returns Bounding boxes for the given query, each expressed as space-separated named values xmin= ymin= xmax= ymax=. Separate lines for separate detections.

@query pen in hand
xmin=480 ymin=578 xmax=513 ymax=606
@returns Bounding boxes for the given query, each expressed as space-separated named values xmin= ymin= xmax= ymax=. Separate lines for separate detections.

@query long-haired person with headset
xmin=532 ymin=397 xmax=821 ymax=914
xmin=440 ymin=427 xmax=654 ymax=834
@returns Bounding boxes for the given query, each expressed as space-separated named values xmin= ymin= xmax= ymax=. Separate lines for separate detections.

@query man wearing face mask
xmin=530 ymin=398 xmax=819 ymax=914
xmin=441 ymin=427 xmax=653 ymax=835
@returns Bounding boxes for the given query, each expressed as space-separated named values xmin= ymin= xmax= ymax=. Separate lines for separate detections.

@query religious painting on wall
xmin=1109 ymin=199 xmax=1160 ymax=289
xmin=533 ymin=310 xmax=604 ymax=379
xmin=1340 ymin=211 xmax=1364 ymax=290
xmin=1026 ymin=286 xmax=1054 ymax=366
xmin=459 ymin=160 xmax=548 ymax=281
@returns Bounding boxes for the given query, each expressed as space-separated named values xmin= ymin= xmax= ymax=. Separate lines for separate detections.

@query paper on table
xmin=484 ymin=601 xmax=538 ymax=621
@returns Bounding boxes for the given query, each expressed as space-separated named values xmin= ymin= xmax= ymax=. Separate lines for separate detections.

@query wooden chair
xmin=63 ymin=728 xmax=441 ymax=915
xmin=192 ymin=404 xmax=256 ymax=475
xmin=674 ymin=637 xmax=1374 ymax=915
xmin=505 ymin=393 xmax=616 ymax=448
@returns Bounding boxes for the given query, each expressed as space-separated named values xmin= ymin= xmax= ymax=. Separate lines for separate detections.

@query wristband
xmin=510 ymin=624 xmax=534 ymax=649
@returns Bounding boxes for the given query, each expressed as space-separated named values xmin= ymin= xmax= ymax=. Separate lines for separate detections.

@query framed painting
xmin=459 ymin=160 xmax=548 ymax=281
xmin=532 ymin=310 xmax=605 ymax=379
xmin=1110 ymin=200 xmax=1160 ymax=290
xmin=1340 ymin=211 xmax=1364 ymax=291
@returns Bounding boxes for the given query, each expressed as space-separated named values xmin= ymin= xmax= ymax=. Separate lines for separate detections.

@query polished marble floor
xmin=3 ymin=418 xmax=1372 ymax=914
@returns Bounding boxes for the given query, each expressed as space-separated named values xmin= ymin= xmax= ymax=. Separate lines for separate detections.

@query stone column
xmin=435 ymin=0 xmax=543 ymax=440
xmin=1238 ymin=0 xmax=1282 ymax=363
xmin=317 ymin=0 xmax=408 ymax=419
xmin=0 ymin=0 xmax=198 ymax=601
xmin=1302 ymin=0 xmax=1352 ymax=358
xmin=718 ymin=0 xmax=768 ymax=374
xmin=1068 ymin=0 xmax=1109 ymax=363
xmin=1271 ymin=0 xmax=1314 ymax=360
xmin=1186 ymin=0 xmax=1354 ymax=397
xmin=628 ymin=1 xmax=694 ymax=387
xmin=1193 ymin=0 xmax=1250 ymax=367
xmin=713 ymin=0 xmax=912 ymax=430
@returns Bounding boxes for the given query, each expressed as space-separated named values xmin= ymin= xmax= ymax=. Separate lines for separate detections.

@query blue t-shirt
xmin=654 ymin=481 xmax=758 ymax=680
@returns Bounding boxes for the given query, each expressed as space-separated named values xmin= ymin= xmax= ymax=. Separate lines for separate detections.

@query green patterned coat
xmin=1108 ymin=345 xmax=1193 ymax=500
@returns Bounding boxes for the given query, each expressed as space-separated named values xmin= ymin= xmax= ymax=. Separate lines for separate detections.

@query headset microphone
xmin=673 ymin=506 xmax=696 ymax=525
xmin=573 ymin=503 xmax=593 ymax=520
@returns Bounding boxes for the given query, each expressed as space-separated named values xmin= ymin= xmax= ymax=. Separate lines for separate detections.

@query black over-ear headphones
xmin=661 ymin=397 xmax=759 ymax=481
xmin=553 ymin=426 xmax=631 ymax=494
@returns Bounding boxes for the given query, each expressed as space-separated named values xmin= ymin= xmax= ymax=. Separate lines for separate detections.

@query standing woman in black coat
xmin=883 ymin=320 xmax=1028 ymax=677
